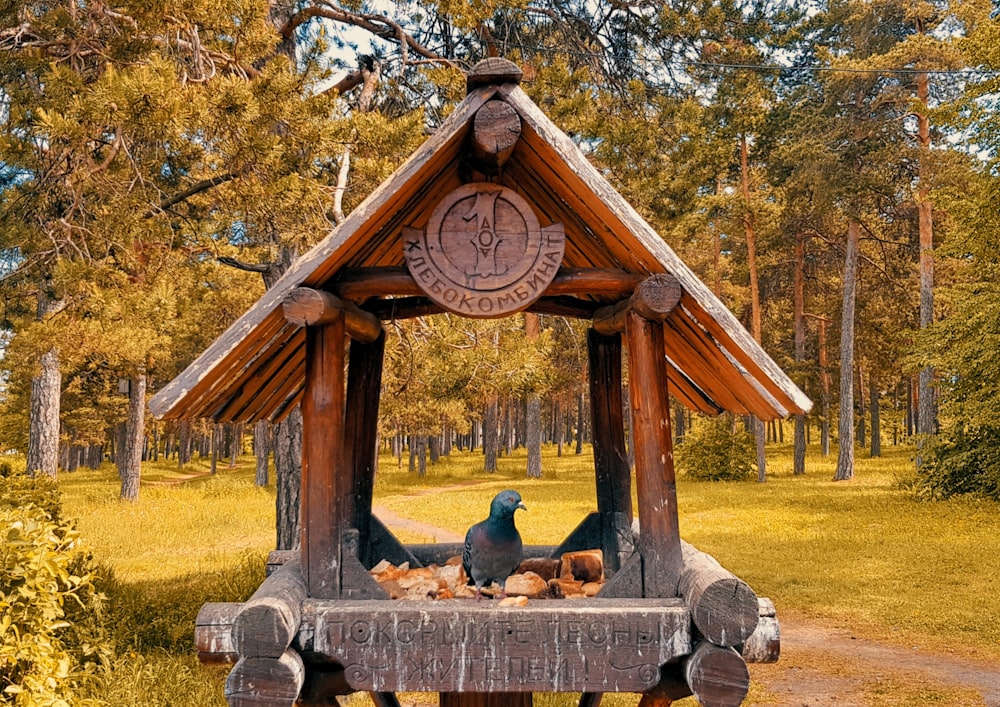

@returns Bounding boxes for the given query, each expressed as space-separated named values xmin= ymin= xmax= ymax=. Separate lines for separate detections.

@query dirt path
xmin=373 ymin=495 xmax=1000 ymax=706
xmin=756 ymin=616 xmax=1000 ymax=706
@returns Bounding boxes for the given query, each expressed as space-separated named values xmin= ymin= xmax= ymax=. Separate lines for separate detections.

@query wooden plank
xmin=156 ymin=310 xmax=288 ymax=420
xmin=587 ymin=329 xmax=634 ymax=575
xmin=300 ymin=599 xmax=690 ymax=693
xmin=549 ymin=512 xmax=603 ymax=558
xmin=226 ymin=338 xmax=306 ymax=423
xmin=232 ymin=557 xmax=307 ymax=659
xmin=225 ymin=649 xmax=305 ymax=706
xmin=211 ymin=329 xmax=305 ymax=421
xmin=665 ymin=307 xmax=785 ymax=418
xmin=626 ymin=311 xmax=682 ymax=598
xmin=150 ymin=85 xmax=498 ymax=421
xmin=663 ymin=356 xmax=724 ymax=416
xmin=301 ymin=316 xmax=347 ymax=599
xmin=502 ymin=86 xmax=811 ymax=418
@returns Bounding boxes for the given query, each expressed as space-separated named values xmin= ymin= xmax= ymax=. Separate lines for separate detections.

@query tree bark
xmin=483 ymin=397 xmax=498 ymax=473
xmin=254 ymin=419 xmax=271 ymax=486
xmin=835 ymin=218 xmax=861 ymax=481
xmin=793 ymin=231 xmax=807 ymax=475
xmin=525 ymin=313 xmax=542 ymax=479
xmin=916 ymin=65 xmax=936 ymax=438
xmin=274 ymin=407 xmax=302 ymax=551
xmin=870 ymin=375 xmax=881 ymax=458
xmin=741 ymin=133 xmax=767 ymax=482
xmin=119 ymin=371 xmax=146 ymax=501
xmin=27 ymin=347 xmax=61 ymax=478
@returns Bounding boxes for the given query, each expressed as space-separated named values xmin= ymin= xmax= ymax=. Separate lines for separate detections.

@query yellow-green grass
xmin=50 ymin=441 xmax=1000 ymax=704
xmin=59 ymin=457 xmax=275 ymax=582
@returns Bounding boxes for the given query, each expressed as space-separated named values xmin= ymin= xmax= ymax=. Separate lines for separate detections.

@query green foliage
xmin=676 ymin=416 xmax=756 ymax=481
xmin=0 ymin=473 xmax=110 ymax=705
xmin=915 ymin=427 xmax=1000 ymax=501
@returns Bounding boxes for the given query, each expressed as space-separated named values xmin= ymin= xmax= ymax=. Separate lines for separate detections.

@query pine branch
xmin=146 ymin=173 xmax=238 ymax=217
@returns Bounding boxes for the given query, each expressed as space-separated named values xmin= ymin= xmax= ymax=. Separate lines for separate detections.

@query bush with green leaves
xmin=0 ymin=474 xmax=110 ymax=705
xmin=675 ymin=416 xmax=756 ymax=481
xmin=915 ymin=426 xmax=1000 ymax=501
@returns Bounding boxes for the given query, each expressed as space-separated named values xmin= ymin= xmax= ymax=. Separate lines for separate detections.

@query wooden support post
xmin=678 ymin=541 xmax=759 ymax=647
xmin=301 ymin=316 xmax=347 ymax=599
xmin=225 ymin=649 xmax=305 ymax=706
xmin=344 ymin=331 xmax=386 ymax=567
xmin=282 ymin=287 xmax=383 ymax=343
xmin=231 ymin=558 xmax=307 ymax=658
xmin=626 ymin=310 xmax=682 ymax=598
xmin=593 ymin=273 xmax=682 ymax=335
xmin=587 ymin=329 xmax=634 ymax=575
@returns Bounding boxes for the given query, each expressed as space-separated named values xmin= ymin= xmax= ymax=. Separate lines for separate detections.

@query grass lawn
xmin=52 ymin=440 xmax=1000 ymax=705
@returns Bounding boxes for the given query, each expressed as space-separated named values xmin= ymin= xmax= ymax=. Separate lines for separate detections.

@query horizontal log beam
xmin=232 ymin=557 xmax=308 ymax=659
xmin=282 ymin=287 xmax=382 ymax=343
xmin=593 ymin=273 xmax=682 ymax=335
xmin=678 ymin=541 xmax=759 ymax=647
xmin=334 ymin=267 xmax=643 ymax=302
xmin=196 ymin=598 xmax=777 ymax=668
xmin=683 ymin=641 xmax=749 ymax=707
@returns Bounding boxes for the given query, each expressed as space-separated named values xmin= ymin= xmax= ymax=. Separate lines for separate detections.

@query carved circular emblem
xmin=403 ymin=184 xmax=565 ymax=318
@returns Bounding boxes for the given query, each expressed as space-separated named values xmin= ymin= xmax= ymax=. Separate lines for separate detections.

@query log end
xmin=684 ymin=643 xmax=750 ymax=707
xmin=692 ymin=578 xmax=760 ymax=647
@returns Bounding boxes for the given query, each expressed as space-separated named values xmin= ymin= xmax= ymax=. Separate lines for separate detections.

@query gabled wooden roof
xmin=149 ymin=76 xmax=811 ymax=424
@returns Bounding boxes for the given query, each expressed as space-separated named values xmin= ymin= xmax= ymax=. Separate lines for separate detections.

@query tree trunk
xmin=254 ymin=419 xmax=271 ymax=486
xmin=575 ymin=391 xmax=584 ymax=455
xmin=178 ymin=420 xmax=191 ymax=467
xmin=870 ymin=375 xmax=881 ymax=458
xmin=274 ymin=407 xmax=302 ymax=551
xmin=793 ymin=231 xmax=807 ymax=475
xmin=916 ymin=66 xmax=936 ymax=438
xmin=834 ymin=218 xmax=861 ymax=481
xmin=230 ymin=422 xmax=243 ymax=468
xmin=119 ymin=371 xmax=146 ymax=501
xmin=818 ymin=317 xmax=831 ymax=457
xmin=856 ymin=365 xmax=866 ymax=449
xmin=483 ymin=397 xmax=498 ymax=473
xmin=428 ymin=434 xmax=440 ymax=465
xmin=741 ymin=133 xmax=767 ymax=483
xmin=525 ymin=313 xmax=542 ymax=478
xmin=417 ymin=436 xmax=429 ymax=476
xmin=27 ymin=347 xmax=61 ymax=478
xmin=211 ymin=423 xmax=220 ymax=475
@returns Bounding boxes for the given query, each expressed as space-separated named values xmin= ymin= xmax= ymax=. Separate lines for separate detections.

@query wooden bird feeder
xmin=151 ymin=58 xmax=810 ymax=707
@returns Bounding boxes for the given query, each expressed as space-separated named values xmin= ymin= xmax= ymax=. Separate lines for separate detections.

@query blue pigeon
xmin=463 ymin=490 xmax=527 ymax=599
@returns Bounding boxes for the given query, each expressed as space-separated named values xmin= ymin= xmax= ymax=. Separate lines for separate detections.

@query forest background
xmin=4 ymin=0 xmax=1000 ymax=509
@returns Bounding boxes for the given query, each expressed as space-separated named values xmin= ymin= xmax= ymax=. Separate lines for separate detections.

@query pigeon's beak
xmin=517 ymin=501 xmax=527 ymax=511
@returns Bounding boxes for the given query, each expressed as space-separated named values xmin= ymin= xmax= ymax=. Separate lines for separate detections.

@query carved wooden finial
xmin=467 ymin=57 xmax=523 ymax=92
